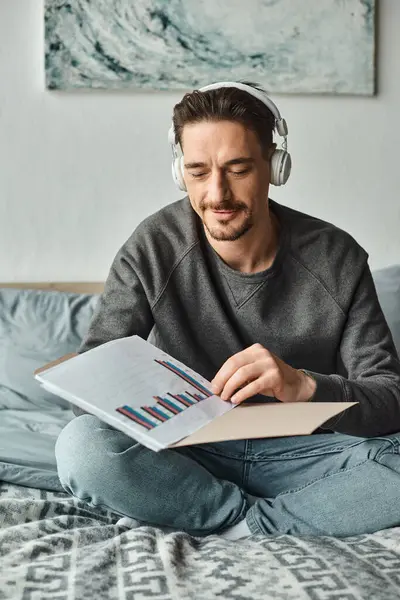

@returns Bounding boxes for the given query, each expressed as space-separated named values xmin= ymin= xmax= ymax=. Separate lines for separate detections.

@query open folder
xmin=34 ymin=335 xmax=355 ymax=452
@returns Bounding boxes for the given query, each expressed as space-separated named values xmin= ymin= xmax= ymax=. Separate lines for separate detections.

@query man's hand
xmin=211 ymin=344 xmax=316 ymax=404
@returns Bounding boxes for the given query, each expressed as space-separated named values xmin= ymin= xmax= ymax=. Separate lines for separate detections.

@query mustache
xmin=199 ymin=201 xmax=247 ymax=212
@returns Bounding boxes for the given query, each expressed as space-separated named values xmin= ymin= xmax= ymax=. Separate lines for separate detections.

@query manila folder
xmin=170 ymin=401 xmax=356 ymax=447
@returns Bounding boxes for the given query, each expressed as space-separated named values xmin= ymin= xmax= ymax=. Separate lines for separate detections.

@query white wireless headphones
xmin=168 ymin=81 xmax=292 ymax=192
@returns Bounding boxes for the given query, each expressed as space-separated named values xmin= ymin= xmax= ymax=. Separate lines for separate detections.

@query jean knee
xmin=55 ymin=414 xmax=107 ymax=492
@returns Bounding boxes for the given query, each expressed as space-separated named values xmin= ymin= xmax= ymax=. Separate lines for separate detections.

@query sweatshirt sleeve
xmin=307 ymin=264 xmax=400 ymax=437
xmin=79 ymin=245 xmax=154 ymax=353
xmin=71 ymin=243 xmax=154 ymax=416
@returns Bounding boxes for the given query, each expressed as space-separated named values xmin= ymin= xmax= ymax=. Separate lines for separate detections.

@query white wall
xmin=0 ymin=0 xmax=399 ymax=281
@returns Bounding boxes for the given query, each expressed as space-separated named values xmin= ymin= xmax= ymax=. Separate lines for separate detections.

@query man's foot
xmin=219 ymin=518 xmax=252 ymax=540
xmin=116 ymin=516 xmax=141 ymax=529
xmin=116 ymin=516 xmax=178 ymax=534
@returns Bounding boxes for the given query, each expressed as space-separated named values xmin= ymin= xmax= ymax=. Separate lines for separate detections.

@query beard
xmin=199 ymin=200 xmax=254 ymax=242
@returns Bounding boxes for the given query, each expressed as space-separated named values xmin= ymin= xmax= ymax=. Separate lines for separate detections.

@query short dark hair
xmin=172 ymin=82 xmax=275 ymax=159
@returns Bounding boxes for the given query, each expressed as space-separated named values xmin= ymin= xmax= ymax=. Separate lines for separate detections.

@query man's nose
xmin=207 ymin=171 xmax=229 ymax=202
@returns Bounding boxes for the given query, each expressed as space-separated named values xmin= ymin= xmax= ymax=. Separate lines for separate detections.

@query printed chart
xmin=116 ymin=359 xmax=213 ymax=430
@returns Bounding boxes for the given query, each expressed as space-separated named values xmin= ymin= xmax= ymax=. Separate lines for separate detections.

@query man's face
xmin=181 ymin=120 xmax=272 ymax=242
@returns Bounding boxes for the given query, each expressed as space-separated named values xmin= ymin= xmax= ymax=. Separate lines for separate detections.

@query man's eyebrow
xmin=184 ymin=157 xmax=255 ymax=169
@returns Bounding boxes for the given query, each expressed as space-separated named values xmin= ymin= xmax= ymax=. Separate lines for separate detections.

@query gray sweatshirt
xmin=78 ymin=198 xmax=400 ymax=437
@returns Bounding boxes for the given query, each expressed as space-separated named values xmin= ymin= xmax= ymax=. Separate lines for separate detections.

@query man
xmin=55 ymin=82 xmax=400 ymax=539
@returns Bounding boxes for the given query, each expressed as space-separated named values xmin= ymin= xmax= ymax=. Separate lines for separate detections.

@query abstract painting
xmin=45 ymin=0 xmax=376 ymax=95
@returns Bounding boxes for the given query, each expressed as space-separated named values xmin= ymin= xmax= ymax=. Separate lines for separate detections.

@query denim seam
xmin=242 ymin=440 xmax=251 ymax=489
xmin=231 ymin=493 xmax=251 ymax=528
xmin=383 ymin=437 xmax=400 ymax=451
xmin=272 ymin=459 xmax=370 ymax=498
xmin=246 ymin=507 xmax=263 ymax=535
xmin=246 ymin=450 xmax=347 ymax=461
xmin=197 ymin=447 xmax=352 ymax=461
xmin=246 ymin=446 xmax=355 ymax=461
xmin=246 ymin=437 xmax=400 ymax=461
xmin=374 ymin=438 xmax=399 ymax=459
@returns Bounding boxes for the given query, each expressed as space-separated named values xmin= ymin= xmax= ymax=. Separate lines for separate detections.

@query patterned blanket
xmin=1 ymin=481 xmax=400 ymax=600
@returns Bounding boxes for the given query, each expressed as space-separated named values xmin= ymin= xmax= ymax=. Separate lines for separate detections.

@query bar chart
xmin=116 ymin=359 xmax=213 ymax=430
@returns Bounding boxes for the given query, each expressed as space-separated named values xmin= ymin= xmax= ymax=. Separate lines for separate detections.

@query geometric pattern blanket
xmin=1 ymin=481 xmax=400 ymax=600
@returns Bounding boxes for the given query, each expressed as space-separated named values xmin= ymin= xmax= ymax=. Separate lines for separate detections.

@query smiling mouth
xmin=211 ymin=210 xmax=238 ymax=220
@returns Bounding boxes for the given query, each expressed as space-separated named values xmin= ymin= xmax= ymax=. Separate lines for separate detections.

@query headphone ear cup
xmin=172 ymin=156 xmax=187 ymax=191
xmin=270 ymin=149 xmax=292 ymax=186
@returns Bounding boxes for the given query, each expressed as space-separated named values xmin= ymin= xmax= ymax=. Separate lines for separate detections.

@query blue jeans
xmin=55 ymin=414 xmax=400 ymax=537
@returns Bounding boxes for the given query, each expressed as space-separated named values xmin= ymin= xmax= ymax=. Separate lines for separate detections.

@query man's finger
xmin=211 ymin=347 xmax=261 ymax=394
xmin=218 ymin=365 xmax=260 ymax=400
xmin=230 ymin=380 xmax=273 ymax=405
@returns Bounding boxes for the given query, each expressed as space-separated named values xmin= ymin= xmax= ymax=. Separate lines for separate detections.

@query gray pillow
xmin=373 ymin=265 xmax=400 ymax=356
xmin=0 ymin=288 xmax=98 ymax=410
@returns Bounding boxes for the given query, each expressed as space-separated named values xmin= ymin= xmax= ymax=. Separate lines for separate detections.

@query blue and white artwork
xmin=45 ymin=0 xmax=376 ymax=95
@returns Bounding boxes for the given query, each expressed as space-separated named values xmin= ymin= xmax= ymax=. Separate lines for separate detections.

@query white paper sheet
xmin=35 ymin=336 xmax=234 ymax=451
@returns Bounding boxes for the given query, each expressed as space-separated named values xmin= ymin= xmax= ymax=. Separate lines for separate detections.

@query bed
xmin=1 ymin=270 xmax=400 ymax=600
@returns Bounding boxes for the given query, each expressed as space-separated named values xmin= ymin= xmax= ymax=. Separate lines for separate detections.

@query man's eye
xmin=231 ymin=169 xmax=250 ymax=176
xmin=191 ymin=172 xmax=206 ymax=178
